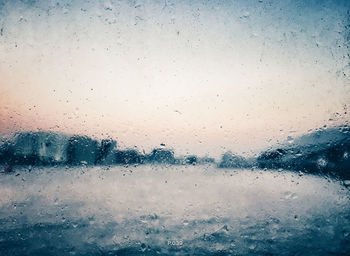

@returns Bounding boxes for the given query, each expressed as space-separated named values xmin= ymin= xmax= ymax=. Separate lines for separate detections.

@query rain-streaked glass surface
xmin=0 ymin=0 xmax=349 ymax=255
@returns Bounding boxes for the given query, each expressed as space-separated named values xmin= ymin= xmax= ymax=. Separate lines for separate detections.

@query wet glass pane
xmin=0 ymin=0 xmax=349 ymax=255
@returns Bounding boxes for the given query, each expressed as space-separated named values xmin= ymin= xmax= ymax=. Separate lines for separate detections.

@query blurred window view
xmin=0 ymin=0 xmax=349 ymax=255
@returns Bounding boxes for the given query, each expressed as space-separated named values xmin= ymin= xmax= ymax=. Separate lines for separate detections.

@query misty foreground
xmin=0 ymin=165 xmax=349 ymax=255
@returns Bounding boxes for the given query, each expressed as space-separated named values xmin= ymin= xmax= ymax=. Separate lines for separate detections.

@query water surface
xmin=0 ymin=165 xmax=349 ymax=255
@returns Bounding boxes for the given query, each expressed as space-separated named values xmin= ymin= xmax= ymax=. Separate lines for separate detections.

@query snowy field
xmin=0 ymin=165 xmax=349 ymax=255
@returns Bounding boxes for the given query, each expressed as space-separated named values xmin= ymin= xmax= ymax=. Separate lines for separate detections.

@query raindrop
xmin=140 ymin=243 xmax=147 ymax=252
xmin=283 ymin=191 xmax=298 ymax=200
xmin=343 ymin=180 xmax=350 ymax=187
xmin=317 ymin=158 xmax=327 ymax=168
xmin=287 ymin=136 xmax=294 ymax=144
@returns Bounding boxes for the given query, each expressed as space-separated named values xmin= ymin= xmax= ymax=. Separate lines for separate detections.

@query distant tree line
xmin=1 ymin=126 xmax=349 ymax=180
xmin=0 ymin=131 xmax=212 ymax=167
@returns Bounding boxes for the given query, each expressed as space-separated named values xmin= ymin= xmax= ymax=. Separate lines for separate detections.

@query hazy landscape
xmin=1 ymin=126 xmax=349 ymax=255
xmin=1 ymin=0 xmax=349 ymax=255
xmin=1 ymin=125 xmax=349 ymax=180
